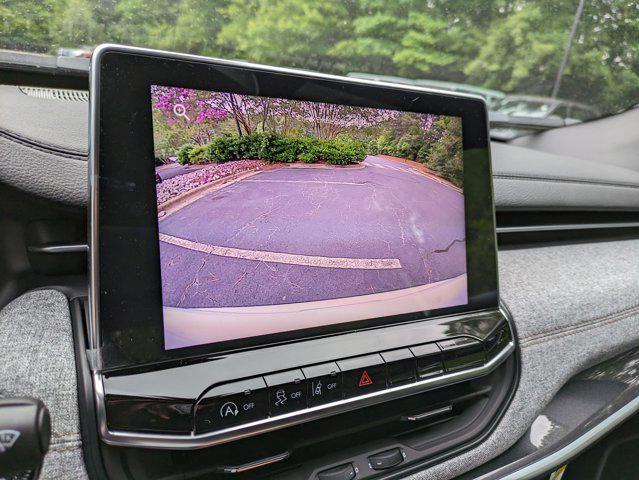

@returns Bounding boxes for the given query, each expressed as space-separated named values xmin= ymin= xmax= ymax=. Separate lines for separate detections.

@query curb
xmin=158 ymin=167 xmax=265 ymax=219
xmin=376 ymin=154 xmax=462 ymax=193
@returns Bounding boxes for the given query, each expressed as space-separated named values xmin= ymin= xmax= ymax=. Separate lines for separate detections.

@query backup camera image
xmin=151 ymin=85 xmax=467 ymax=350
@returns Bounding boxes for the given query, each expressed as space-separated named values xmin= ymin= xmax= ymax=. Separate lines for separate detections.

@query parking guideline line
xmin=159 ymin=233 xmax=402 ymax=270
xmin=244 ymin=179 xmax=366 ymax=186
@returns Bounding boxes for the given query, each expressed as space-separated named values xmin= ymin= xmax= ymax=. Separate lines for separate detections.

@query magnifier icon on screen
xmin=173 ymin=104 xmax=190 ymax=121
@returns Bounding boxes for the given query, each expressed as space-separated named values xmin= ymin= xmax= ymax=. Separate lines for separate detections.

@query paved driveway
xmin=158 ymin=155 xmax=466 ymax=308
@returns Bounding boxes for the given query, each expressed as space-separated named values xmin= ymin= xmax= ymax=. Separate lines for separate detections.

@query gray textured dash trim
xmin=0 ymin=289 xmax=88 ymax=479
xmin=495 ymin=395 xmax=639 ymax=480
xmin=1 ymin=239 xmax=637 ymax=479
xmin=490 ymin=141 xmax=639 ymax=209
xmin=0 ymin=135 xmax=87 ymax=205
xmin=499 ymin=239 xmax=639 ymax=341
xmin=0 ymin=127 xmax=87 ymax=160
xmin=408 ymin=311 xmax=639 ymax=480
xmin=407 ymin=239 xmax=639 ymax=480
xmin=0 ymin=85 xmax=88 ymax=154
xmin=493 ymin=173 xmax=639 ymax=189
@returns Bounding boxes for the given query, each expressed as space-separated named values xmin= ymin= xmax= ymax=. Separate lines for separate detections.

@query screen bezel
xmin=90 ymin=45 xmax=498 ymax=371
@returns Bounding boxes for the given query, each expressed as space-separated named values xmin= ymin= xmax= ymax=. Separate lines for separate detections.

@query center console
xmin=86 ymin=44 xmax=517 ymax=479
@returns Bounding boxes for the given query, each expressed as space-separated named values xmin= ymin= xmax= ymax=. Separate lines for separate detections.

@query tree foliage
xmin=1 ymin=0 xmax=637 ymax=114
xmin=150 ymin=86 xmax=463 ymax=185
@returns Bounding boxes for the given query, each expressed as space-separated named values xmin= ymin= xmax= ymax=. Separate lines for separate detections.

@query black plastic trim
xmin=70 ymin=297 xmax=109 ymax=480
xmin=374 ymin=300 xmax=521 ymax=480
xmin=69 ymin=293 xmax=519 ymax=479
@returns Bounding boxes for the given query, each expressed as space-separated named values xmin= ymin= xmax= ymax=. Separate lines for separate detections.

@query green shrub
xmin=188 ymin=144 xmax=208 ymax=164
xmin=236 ymin=133 xmax=263 ymax=159
xmin=205 ymin=135 xmax=236 ymax=163
xmin=176 ymin=133 xmax=366 ymax=166
xmin=176 ymin=143 xmax=195 ymax=165
xmin=272 ymin=136 xmax=298 ymax=162
xmin=310 ymin=138 xmax=365 ymax=165
xmin=393 ymin=138 xmax=412 ymax=159
xmin=256 ymin=134 xmax=305 ymax=163
xmin=298 ymin=152 xmax=317 ymax=163
xmin=373 ymin=133 xmax=397 ymax=156
xmin=396 ymin=134 xmax=422 ymax=160
xmin=417 ymin=144 xmax=431 ymax=163
xmin=256 ymin=132 xmax=278 ymax=160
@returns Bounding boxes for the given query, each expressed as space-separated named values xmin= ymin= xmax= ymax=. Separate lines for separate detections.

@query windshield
xmin=498 ymin=100 xmax=554 ymax=118
xmin=1 ymin=0 xmax=638 ymax=121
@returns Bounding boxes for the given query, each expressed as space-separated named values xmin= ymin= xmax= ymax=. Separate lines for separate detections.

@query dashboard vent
xmin=19 ymin=86 xmax=88 ymax=102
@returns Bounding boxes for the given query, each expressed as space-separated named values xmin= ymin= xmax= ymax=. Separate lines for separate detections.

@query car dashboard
xmin=0 ymin=56 xmax=638 ymax=480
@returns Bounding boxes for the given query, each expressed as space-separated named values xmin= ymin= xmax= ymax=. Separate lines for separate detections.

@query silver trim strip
xmin=218 ymin=451 xmax=291 ymax=474
xmin=486 ymin=394 xmax=639 ymax=480
xmin=497 ymin=222 xmax=639 ymax=234
xmin=402 ymin=405 xmax=453 ymax=422
xmin=88 ymin=45 xmax=101 ymax=357
xmin=28 ymin=243 xmax=89 ymax=254
xmin=94 ymin=341 xmax=514 ymax=450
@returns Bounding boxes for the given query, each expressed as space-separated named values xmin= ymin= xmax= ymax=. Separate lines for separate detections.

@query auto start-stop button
xmin=194 ymin=377 xmax=268 ymax=433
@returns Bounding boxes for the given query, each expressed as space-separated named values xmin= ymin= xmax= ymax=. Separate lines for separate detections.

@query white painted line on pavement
xmin=366 ymin=162 xmax=413 ymax=174
xmin=160 ymin=233 xmax=402 ymax=270
xmin=244 ymin=179 xmax=365 ymax=186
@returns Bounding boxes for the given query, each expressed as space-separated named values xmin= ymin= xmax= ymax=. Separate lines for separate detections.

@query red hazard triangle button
xmin=358 ymin=370 xmax=373 ymax=387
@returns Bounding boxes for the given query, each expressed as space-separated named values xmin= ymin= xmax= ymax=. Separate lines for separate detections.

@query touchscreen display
xmin=151 ymin=85 xmax=467 ymax=350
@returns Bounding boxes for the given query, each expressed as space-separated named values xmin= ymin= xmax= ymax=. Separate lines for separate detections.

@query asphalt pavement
xmin=158 ymin=155 xmax=466 ymax=308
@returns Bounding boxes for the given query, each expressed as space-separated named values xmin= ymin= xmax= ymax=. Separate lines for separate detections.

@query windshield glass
xmin=498 ymin=100 xmax=553 ymax=118
xmin=1 ymin=0 xmax=638 ymax=121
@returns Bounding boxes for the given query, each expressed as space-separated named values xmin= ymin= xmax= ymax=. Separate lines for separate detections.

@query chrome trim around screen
xmin=87 ymin=43 xmax=496 ymax=371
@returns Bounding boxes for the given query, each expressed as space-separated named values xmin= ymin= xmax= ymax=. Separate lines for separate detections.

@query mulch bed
xmin=156 ymin=160 xmax=266 ymax=204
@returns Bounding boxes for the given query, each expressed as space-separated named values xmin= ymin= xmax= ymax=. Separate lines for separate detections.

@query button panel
xmin=193 ymin=335 xmax=505 ymax=434
xmin=485 ymin=323 xmax=512 ymax=361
